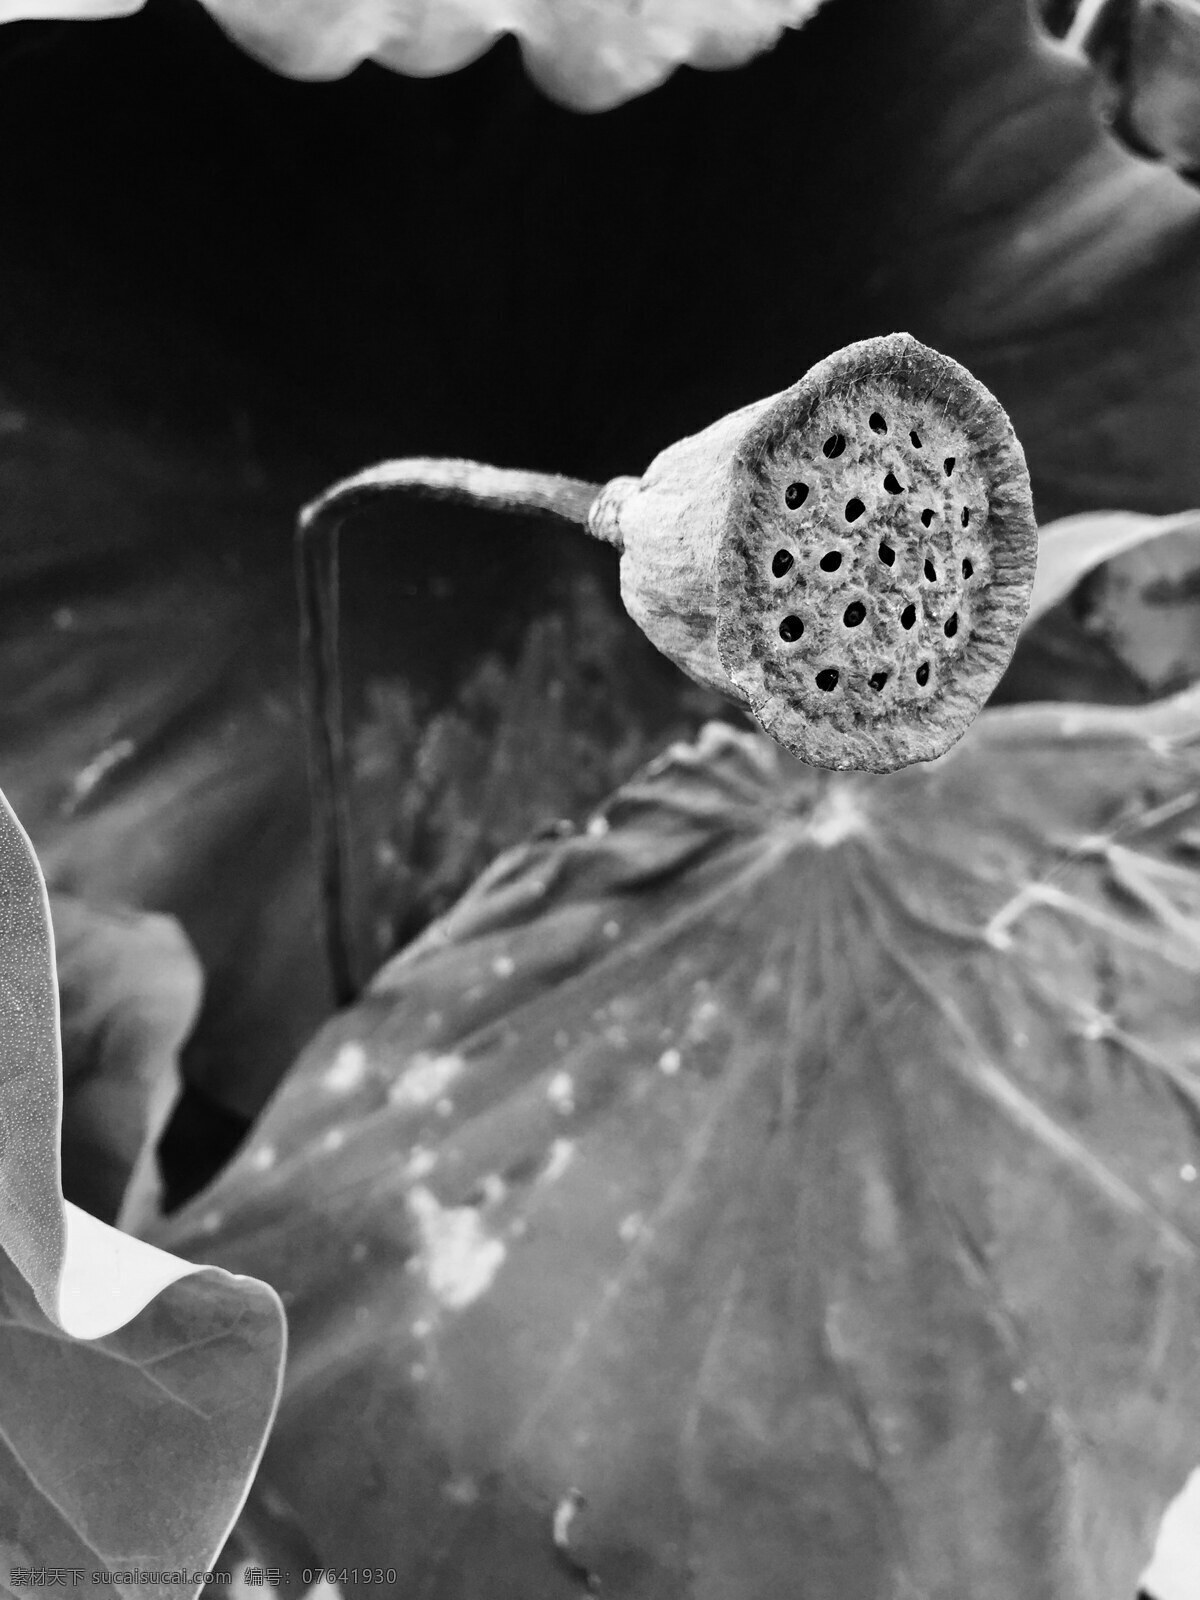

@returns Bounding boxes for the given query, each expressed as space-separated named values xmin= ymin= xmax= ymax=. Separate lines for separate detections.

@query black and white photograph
xmin=1 ymin=0 xmax=1200 ymax=1594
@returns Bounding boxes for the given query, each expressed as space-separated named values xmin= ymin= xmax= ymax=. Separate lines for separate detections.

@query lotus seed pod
xmin=589 ymin=333 xmax=1038 ymax=772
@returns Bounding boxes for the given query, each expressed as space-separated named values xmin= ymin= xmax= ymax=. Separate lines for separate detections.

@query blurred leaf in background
xmin=997 ymin=508 xmax=1200 ymax=704
xmin=1039 ymin=0 xmax=1200 ymax=180
xmin=55 ymin=893 xmax=203 ymax=1230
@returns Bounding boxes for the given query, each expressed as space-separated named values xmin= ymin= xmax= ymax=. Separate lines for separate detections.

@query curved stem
xmin=296 ymin=458 xmax=609 ymax=1007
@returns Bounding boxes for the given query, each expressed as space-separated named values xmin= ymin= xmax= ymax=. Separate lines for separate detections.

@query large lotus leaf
xmin=999 ymin=509 xmax=1200 ymax=706
xmin=5 ymin=0 xmax=1200 ymax=1141
xmin=158 ymin=695 xmax=1200 ymax=1599
xmin=54 ymin=893 xmax=203 ymax=1230
xmin=0 ymin=787 xmax=285 ymax=1597
xmin=0 ymin=0 xmax=830 ymax=109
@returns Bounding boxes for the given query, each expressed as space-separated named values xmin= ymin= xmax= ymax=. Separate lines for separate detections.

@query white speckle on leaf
xmin=404 ymin=1146 xmax=438 ymax=1182
xmin=492 ymin=954 xmax=516 ymax=977
xmin=803 ymin=783 xmax=868 ymax=848
xmin=1182 ymin=1164 xmax=1197 ymax=1183
xmin=443 ymin=1475 xmax=479 ymax=1506
xmin=688 ymin=998 xmax=720 ymax=1039
xmin=1148 ymin=735 xmax=1173 ymax=758
xmin=388 ymin=1051 xmax=464 ymax=1109
xmin=67 ymin=737 xmax=137 ymax=811
xmin=479 ymin=1172 xmax=507 ymax=1205
xmin=542 ymin=1138 xmax=576 ymax=1183
xmin=322 ymin=1128 xmax=346 ymax=1153
xmin=603 ymin=919 xmax=621 ymax=940
xmin=658 ymin=1047 xmax=682 ymax=1076
xmin=553 ymin=1487 xmax=597 ymax=1587
xmin=619 ymin=1212 xmax=643 ymax=1241
xmin=1081 ymin=1014 xmax=1110 ymax=1041
xmin=408 ymin=1186 xmax=507 ymax=1310
xmin=412 ymin=1317 xmax=432 ymax=1339
xmin=198 ymin=1210 xmax=223 ymax=1235
xmin=52 ymin=606 xmax=76 ymax=630
xmin=548 ymin=1071 xmax=575 ymax=1114
xmin=324 ymin=1042 xmax=367 ymax=1094
xmin=1011 ymin=1376 xmax=1028 ymax=1395
xmin=248 ymin=1144 xmax=277 ymax=1172
xmin=553 ymin=1488 xmax=584 ymax=1546
xmin=587 ymin=815 xmax=609 ymax=837
xmin=1013 ymin=1030 xmax=1029 ymax=1049
xmin=861 ymin=1169 xmax=902 ymax=1254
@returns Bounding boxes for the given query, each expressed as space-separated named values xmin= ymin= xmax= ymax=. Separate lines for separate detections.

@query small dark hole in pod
xmin=961 ymin=506 xmax=970 ymax=527
xmin=823 ymin=434 xmax=847 ymax=458
xmin=868 ymin=670 xmax=889 ymax=691
xmin=779 ymin=615 xmax=804 ymax=641
xmin=816 ymin=668 xmax=840 ymax=692
xmin=944 ymin=457 xmax=956 ymax=476
xmin=910 ymin=430 xmax=922 ymax=448
xmin=785 ymin=482 xmax=809 ymax=509
xmin=869 ymin=412 xmax=888 ymax=434
xmin=962 ymin=557 xmax=974 ymax=578
xmin=845 ymin=498 xmax=865 ymax=522
xmin=920 ymin=509 xmax=934 ymax=528
xmin=878 ymin=542 xmax=895 ymax=566
xmin=883 ymin=471 xmax=904 ymax=494
xmin=820 ymin=551 xmax=843 ymax=572
xmin=944 ymin=612 xmax=958 ymax=637
xmin=916 ymin=662 xmax=930 ymax=685
xmin=924 ymin=558 xmax=937 ymax=582
xmin=772 ymin=549 xmax=794 ymax=577
xmin=901 ymin=603 xmax=917 ymax=629
xmin=843 ymin=600 xmax=866 ymax=627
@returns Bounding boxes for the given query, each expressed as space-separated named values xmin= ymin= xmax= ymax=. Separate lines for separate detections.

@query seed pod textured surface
xmin=598 ymin=334 xmax=1038 ymax=772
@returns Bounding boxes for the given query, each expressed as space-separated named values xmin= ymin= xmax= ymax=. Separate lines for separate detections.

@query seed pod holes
xmin=589 ymin=331 xmax=1037 ymax=774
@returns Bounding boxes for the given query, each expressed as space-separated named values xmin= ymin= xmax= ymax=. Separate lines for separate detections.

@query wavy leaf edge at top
xmin=0 ymin=0 xmax=832 ymax=109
